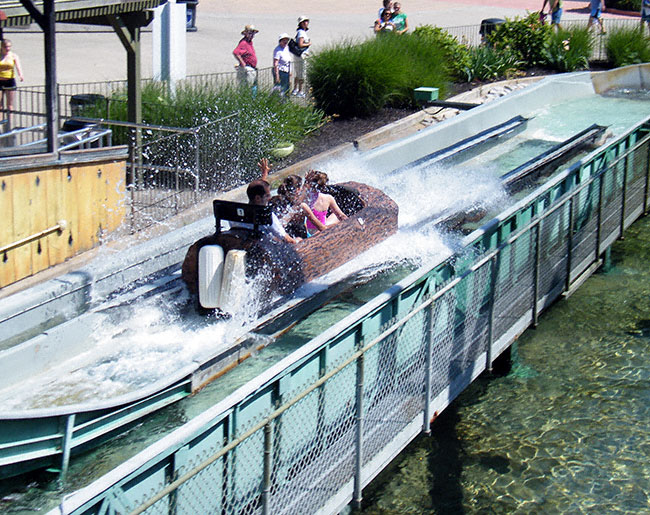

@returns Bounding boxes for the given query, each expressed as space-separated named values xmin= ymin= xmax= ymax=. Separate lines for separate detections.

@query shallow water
xmin=362 ymin=214 xmax=650 ymax=513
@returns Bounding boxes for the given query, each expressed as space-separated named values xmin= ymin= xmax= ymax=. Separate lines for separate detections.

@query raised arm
xmin=258 ymin=158 xmax=271 ymax=182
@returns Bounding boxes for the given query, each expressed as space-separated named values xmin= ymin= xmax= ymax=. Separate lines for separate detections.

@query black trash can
xmin=177 ymin=0 xmax=198 ymax=32
xmin=479 ymin=18 xmax=505 ymax=43
xmin=61 ymin=118 xmax=94 ymax=132
xmin=69 ymin=93 xmax=106 ymax=117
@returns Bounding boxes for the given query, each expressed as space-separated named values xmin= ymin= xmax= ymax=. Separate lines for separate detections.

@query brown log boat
xmin=182 ymin=181 xmax=399 ymax=312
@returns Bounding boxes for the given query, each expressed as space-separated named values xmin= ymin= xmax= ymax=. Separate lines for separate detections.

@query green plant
xmin=605 ymin=27 xmax=650 ymax=67
xmin=605 ymin=0 xmax=641 ymax=10
xmin=464 ymin=46 xmax=521 ymax=81
xmin=412 ymin=25 xmax=471 ymax=80
xmin=542 ymin=27 xmax=593 ymax=72
xmin=488 ymin=12 xmax=552 ymax=67
xmin=308 ymin=34 xmax=449 ymax=118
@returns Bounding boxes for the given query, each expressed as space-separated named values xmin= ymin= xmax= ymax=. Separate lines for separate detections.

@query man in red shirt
xmin=233 ymin=25 xmax=259 ymax=93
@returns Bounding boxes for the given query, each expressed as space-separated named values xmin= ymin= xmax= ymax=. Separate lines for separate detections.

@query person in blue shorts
xmin=588 ymin=0 xmax=606 ymax=34
xmin=541 ymin=0 xmax=563 ymax=31
xmin=641 ymin=0 xmax=650 ymax=35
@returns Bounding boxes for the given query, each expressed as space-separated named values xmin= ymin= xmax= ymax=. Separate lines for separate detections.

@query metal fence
xmin=55 ymin=115 xmax=650 ymax=514
xmin=80 ymin=113 xmax=242 ymax=232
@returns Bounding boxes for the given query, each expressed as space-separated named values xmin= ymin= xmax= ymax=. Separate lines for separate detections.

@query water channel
xmin=1 ymin=86 xmax=649 ymax=512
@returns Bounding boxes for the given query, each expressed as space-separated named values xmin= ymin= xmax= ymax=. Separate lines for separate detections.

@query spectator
xmin=390 ymin=3 xmax=409 ymax=34
xmin=0 ymin=39 xmax=24 ymax=123
xmin=587 ymin=0 xmax=606 ymax=34
xmin=292 ymin=16 xmax=311 ymax=98
xmin=541 ymin=0 xmax=563 ymax=31
xmin=641 ymin=0 xmax=650 ymax=35
xmin=273 ymin=33 xmax=293 ymax=97
xmin=378 ymin=0 xmax=393 ymax=20
xmin=375 ymin=9 xmax=395 ymax=33
xmin=233 ymin=25 xmax=258 ymax=93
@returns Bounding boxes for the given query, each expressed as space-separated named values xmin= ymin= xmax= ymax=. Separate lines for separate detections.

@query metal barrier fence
xmin=83 ymin=113 xmax=242 ymax=232
xmin=56 ymin=117 xmax=650 ymax=514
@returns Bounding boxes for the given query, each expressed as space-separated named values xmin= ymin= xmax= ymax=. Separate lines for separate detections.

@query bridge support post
xmin=353 ymin=353 xmax=365 ymax=510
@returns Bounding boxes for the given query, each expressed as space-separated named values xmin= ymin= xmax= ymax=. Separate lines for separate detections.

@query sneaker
xmin=291 ymin=89 xmax=299 ymax=96
xmin=296 ymin=91 xmax=306 ymax=98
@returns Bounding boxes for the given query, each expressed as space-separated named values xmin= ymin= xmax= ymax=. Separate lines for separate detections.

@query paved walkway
xmin=6 ymin=0 xmax=638 ymax=87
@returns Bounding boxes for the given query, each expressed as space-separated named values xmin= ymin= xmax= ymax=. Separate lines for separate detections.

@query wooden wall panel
xmin=0 ymin=174 xmax=16 ymax=287
xmin=104 ymin=162 xmax=127 ymax=233
xmin=11 ymin=171 xmax=33 ymax=281
xmin=44 ymin=168 xmax=67 ymax=266
xmin=1 ymin=156 xmax=126 ymax=288
xmin=29 ymin=170 xmax=50 ymax=275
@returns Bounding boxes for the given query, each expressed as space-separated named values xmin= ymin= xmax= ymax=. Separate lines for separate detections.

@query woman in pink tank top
xmin=300 ymin=171 xmax=347 ymax=236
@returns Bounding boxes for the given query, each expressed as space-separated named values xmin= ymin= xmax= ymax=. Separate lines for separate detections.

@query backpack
xmin=288 ymin=38 xmax=306 ymax=57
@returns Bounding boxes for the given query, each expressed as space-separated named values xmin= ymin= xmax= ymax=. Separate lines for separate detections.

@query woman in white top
xmin=273 ymin=33 xmax=293 ymax=97
xmin=292 ymin=16 xmax=311 ymax=98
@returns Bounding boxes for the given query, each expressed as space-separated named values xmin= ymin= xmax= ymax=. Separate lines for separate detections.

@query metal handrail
xmin=0 ymin=220 xmax=67 ymax=254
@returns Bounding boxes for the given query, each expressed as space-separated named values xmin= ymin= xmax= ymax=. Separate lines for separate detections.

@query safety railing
xmin=54 ymin=116 xmax=650 ymax=515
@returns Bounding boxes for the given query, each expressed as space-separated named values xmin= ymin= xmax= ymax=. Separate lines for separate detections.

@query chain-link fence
xmin=59 ymin=118 xmax=650 ymax=515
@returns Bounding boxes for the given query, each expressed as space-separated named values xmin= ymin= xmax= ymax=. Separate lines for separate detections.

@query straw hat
xmin=297 ymin=16 xmax=309 ymax=24
xmin=278 ymin=33 xmax=291 ymax=41
xmin=241 ymin=24 xmax=259 ymax=35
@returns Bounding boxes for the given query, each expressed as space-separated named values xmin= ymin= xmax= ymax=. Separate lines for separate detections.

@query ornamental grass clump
xmin=542 ymin=27 xmax=593 ymax=72
xmin=605 ymin=27 xmax=650 ymax=68
xmin=308 ymin=34 xmax=449 ymax=118
xmin=464 ymin=45 xmax=521 ymax=81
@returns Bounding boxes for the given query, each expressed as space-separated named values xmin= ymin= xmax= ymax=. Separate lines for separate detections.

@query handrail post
xmin=486 ymin=253 xmax=500 ymax=372
xmin=596 ymin=171 xmax=604 ymax=257
xmin=59 ymin=413 xmax=75 ymax=484
xmin=532 ymin=223 xmax=541 ymax=327
xmin=565 ymin=196 xmax=574 ymax=292
xmin=644 ymin=135 xmax=650 ymax=214
xmin=423 ymin=303 xmax=434 ymax=435
xmin=353 ymin=352 xmax=365 ymax=510
xmin=620 ymin=151 xmax=628 ymax=236
xmin=262 ymin=422 xmax=273 ymax=515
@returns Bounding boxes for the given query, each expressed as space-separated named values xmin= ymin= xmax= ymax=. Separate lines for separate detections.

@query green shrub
xmin=542 ymin=27 xmax=593 ymax=72
xmin=308 ymin=34 xmax=449 ymax=118
xmin=412 ymin=25 xmax=471 ymax=80
xmin=464 ymin=46 xmax=521 ymax=81
xmin=605 ymin=27 xmax=650 ymax=67
xmin=605 ymin=0 xmax=641 ymax=10
xmin=488 ymin=12 xmax=552 ymax=67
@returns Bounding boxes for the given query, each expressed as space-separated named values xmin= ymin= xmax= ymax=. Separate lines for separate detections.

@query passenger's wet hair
xmin=277 ymin=174 xmax=302 ymax=197
xmin=305 ymin=170 xmax=328 ymax=191
xmin=247 ymin=179 xmax=269 ymax=202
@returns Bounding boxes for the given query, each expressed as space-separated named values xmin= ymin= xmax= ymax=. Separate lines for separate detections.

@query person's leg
xmin=5 ymin=88 xmax=14 ymax=122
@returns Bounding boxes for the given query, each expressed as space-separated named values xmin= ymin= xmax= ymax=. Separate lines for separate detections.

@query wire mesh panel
xmin=493 ymin=229 xmax=536 ymax=340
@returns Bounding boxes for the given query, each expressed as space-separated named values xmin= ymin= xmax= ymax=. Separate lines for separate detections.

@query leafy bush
xmin=464 ymin=46 xmax=521 ymax=81
xmin=412 ymin=25 xmax=471 ymax=80
xmin=488 ymin=13 xmax=552 ymax=67
xmin=605 ymin=27 xmax=650 ymax=67
xmin=542 ymin=27 xmax=593 ymax=72
xmin=308 ymin=34 xmax=449 ymax=118
xmin=605 ymin=0 xmax=641 ymax=10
